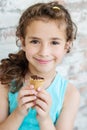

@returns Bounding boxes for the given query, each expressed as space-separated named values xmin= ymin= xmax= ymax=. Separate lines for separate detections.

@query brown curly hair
xmin=0 ymin=1 xmax=77 ymax=92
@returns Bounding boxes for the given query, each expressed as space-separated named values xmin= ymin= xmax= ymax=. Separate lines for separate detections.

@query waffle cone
xmin=30 ymin=77 xmax=44 ymax=90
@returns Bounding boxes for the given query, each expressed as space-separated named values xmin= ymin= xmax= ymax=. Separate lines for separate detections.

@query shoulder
xmin=0 ymin=82 xmax=9 ymax=122
xmin=64 ymin=83 xmax=80 ymax=108
xmin=0 ymin=82 xmax=9 ymax=102
xmin=55 ymin=83 xmax=80 ymax=129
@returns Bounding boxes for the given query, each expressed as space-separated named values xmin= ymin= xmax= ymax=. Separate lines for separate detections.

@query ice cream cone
xmin=30 ymin=75 xmax=44 ymax=90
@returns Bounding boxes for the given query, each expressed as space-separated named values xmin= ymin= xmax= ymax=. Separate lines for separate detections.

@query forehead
xmin=25 ymin=19 xmax=67 ymax=41
xmin=26 ymin=18 xmax=66 ymax=34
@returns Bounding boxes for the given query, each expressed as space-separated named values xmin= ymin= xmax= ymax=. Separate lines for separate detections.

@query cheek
xmin=25 ymin=48 xmax=35 ymax=59
xmin=54 ymin=49 xmax=65 ymax=60
xmin=25 ymin=46 xmax=40 ymax=61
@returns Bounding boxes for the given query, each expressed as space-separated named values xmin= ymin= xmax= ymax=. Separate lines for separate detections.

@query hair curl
xmin=0 ymin=50 xmax=28 ymax=92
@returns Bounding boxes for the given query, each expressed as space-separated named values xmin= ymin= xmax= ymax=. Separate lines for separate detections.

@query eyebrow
xmin=28 ymin=36 xmax=63 ymax=41
xmin=51 ymin=37 xmax=62 ymax=41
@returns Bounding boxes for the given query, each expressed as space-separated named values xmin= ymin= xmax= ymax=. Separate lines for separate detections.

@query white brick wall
xmin=0 ymin=0 xmax=87 ymax=130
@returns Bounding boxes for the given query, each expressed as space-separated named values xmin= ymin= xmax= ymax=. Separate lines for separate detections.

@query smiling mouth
xmin=35 ymin=58 xmax=52 ymax=64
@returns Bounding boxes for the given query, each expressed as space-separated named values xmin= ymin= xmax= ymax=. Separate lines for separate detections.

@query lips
xmin=34 ymin=58 xmax=52 ymax=64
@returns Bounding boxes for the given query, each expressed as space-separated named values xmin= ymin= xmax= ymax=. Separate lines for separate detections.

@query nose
xmin=39 ymin=44 xmax=50 ymax=56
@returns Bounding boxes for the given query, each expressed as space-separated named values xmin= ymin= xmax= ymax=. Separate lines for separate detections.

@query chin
xmin=37 ymin=67 xmax=54 ymax=73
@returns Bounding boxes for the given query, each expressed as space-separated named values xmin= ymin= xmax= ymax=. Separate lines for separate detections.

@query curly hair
xmin=0 ymin=1 xmax=77 ymax=92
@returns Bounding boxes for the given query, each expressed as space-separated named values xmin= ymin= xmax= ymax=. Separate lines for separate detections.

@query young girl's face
xmin=22 ymin=20 xmax=68 ymax=74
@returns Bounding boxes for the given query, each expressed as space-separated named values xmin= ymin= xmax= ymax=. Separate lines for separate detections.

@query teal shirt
xmin=8 ymin=73 xmax=68 ymax=130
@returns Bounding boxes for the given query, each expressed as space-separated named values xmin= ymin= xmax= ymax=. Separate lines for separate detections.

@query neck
xmin=29 ymin=69 xmax=56 ymax=80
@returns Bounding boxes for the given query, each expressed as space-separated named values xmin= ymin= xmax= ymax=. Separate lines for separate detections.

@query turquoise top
xmin=8 ymin=73 xmax=68 ymax=130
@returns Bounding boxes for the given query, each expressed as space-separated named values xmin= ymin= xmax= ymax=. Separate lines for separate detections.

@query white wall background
xmin=0 ymin=0 xmax=87 ymax=130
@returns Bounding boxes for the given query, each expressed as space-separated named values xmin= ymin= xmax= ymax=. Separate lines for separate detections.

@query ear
xmin=20 ymin=37 xmax=25 ymax=51
xmin=64 ymin=41 xmax=72 ymax=53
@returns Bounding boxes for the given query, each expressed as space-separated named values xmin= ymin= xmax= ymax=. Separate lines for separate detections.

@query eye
xmin=52 ymin=41 xmax=60 ymax=45
xmin=30 ymin=39 xmax=39 ymax=44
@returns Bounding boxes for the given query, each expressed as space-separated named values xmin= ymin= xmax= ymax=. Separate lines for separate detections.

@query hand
xmin=17 ymin=85 xmax=37 ymax=116
xmin=35 ymin=88 xmax=52 ymax=122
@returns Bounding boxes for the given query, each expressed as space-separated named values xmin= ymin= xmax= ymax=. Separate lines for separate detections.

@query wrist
xmin=38 ymin=115 xmax=51 ymax=125
xmin=15 ymin=107 xmax=26 ymax=119
xmin=38 ymin=115 xmax=55 ymax=130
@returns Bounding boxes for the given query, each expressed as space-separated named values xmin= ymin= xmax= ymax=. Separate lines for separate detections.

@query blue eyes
xmin=30 ymin=40 xmax=60 ymax=45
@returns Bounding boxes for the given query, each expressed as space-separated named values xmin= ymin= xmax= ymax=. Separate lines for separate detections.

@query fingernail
xmin=34 ymin=96 xmax=37 ymax=99
xmin=30 ymin=85 xmax=34 ymax=88
xmin=34 ymin=91 xmax=38 ymax=95
xmin=37 ymin=87 xmax=41 ymax=91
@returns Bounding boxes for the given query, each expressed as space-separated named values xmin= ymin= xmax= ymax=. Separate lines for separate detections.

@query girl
xmin=0 ymin=1 xmax=80 ymax=130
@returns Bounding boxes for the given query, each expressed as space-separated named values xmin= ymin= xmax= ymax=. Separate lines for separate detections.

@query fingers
xmin=35 ymin=105 xmax=44 ymax=115
xmin=36 ymin=89 xmax=52 ymax=105
xmin=35 ymin=97 xmax=47 ymax=111
xmin=35 ymin=88 xmax=52 ymax=113
xmin=17 ymin=85 xmax=37 ymax=116
xmin=18 ymin=85 xmax=37 ymax=98
xmin=17 ymin=86 xmax=52 ymax=117
xmin=20 ymin=95 xmax=36 ymax=105
xmin=23 ymin=102 xmax=35 ymax=111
